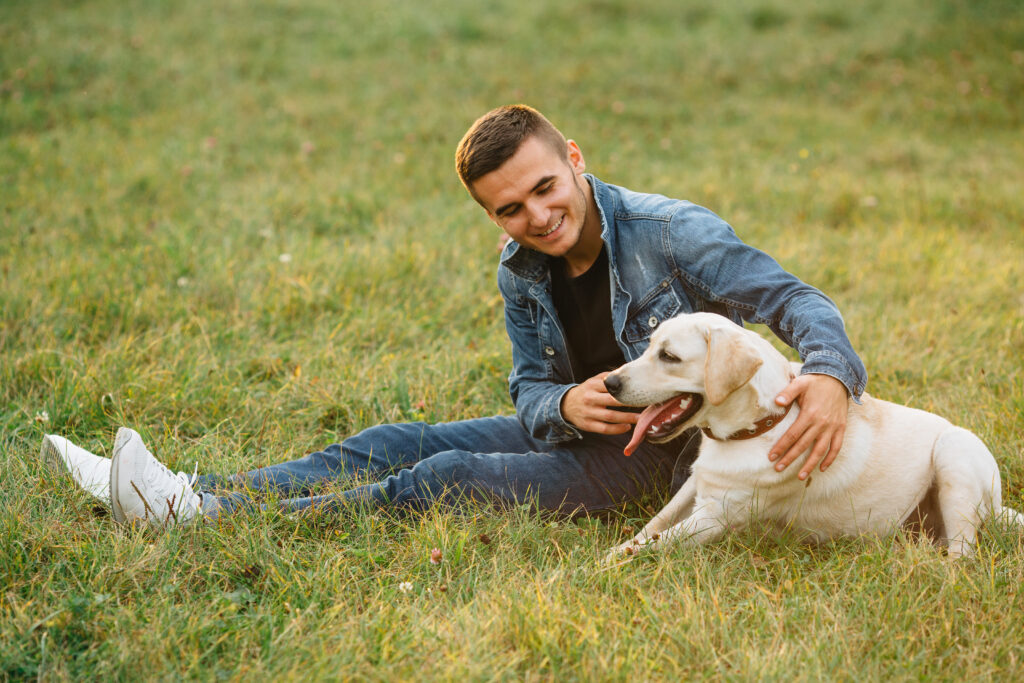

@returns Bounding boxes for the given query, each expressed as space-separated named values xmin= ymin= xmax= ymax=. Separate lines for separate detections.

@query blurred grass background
xmin=2 ymin=0 xmax=1023 ymax=679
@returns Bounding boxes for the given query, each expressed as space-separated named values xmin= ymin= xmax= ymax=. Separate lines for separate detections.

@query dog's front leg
xmin=604 ymin=477 xmax=697 ymax=562
xmin=658 ymin=505 xmax=729 ymax=547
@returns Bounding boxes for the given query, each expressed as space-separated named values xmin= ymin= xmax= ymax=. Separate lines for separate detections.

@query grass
xmin=2 ymin=0 xmax=1023 ymax=678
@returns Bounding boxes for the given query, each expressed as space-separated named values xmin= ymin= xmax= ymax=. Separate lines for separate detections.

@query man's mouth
xmin=538 ymin=216 xmax=563 ymax=238
xmin=623 ymin=393 xmax=703 ymax=456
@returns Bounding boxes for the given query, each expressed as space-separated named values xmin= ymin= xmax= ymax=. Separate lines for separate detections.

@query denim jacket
xmin=496 ymin=175 xmax=868 ymax=443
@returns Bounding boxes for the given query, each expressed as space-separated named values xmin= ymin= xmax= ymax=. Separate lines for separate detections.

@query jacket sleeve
xmin=669 ymin=203 xmax=868 ymax=400
xmin=497 ymin=265 xmax=584 ymax=442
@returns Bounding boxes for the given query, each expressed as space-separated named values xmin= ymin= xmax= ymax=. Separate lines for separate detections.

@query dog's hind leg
xmin=932 ymin=427 xmax=1001 ymax=559
xmin=997 ymin=506 xmax=1024 ymax=528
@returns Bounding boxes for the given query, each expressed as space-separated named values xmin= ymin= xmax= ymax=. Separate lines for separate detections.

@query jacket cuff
xmin=799 ymin=350 xmax=866 ymax=404
xmin=541 ymin=384 xmax=583 ymax=442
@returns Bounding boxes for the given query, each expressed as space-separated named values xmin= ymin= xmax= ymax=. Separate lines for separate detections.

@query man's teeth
xmin=540 ymin=216 xmax=563 ymax=237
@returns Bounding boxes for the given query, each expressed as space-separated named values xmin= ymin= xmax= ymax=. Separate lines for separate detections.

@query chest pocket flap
xmin=623 ymin=285 xmax=682 ymax=343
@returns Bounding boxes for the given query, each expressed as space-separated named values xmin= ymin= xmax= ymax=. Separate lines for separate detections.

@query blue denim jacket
xmin=496 ymin=175 xmax=867 ymax=443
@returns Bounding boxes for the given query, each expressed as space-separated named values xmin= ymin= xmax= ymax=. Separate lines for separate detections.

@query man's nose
xmin=525 ymin=199 xmax=548 ymax=227
xmin=604 ymin=373 xmax=622 ymax=395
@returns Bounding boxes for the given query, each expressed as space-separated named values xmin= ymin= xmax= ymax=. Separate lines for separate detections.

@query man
xmin=42 ymin=105 xmax=865 ymax=527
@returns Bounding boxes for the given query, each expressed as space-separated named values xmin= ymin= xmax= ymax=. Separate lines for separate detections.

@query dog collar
xmin=702 ymin=402 xmax=792 ymax=442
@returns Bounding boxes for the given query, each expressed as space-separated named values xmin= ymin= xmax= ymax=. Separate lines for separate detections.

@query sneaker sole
xmin=110 ymin=430 xmax=130 ymax=524
xmin=39 ymin=435 xmax=67 ymax=476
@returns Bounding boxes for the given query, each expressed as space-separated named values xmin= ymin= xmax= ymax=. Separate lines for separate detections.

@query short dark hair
xmin=455 ymin=105 xmax=568 ymax=205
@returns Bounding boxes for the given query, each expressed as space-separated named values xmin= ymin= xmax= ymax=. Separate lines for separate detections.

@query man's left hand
xmin=768 ymin=374 xmax=849 ymax=480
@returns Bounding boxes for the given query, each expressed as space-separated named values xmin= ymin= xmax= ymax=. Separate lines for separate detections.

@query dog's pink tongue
xmin=623 ymin=398 xmax=677 ymax=456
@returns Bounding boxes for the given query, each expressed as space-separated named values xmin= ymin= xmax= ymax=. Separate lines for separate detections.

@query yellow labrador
xmin=604 ymin=312 xmax=1021 ymax=559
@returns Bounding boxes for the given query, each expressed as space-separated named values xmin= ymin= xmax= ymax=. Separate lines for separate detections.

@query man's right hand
xmin=561 ymin=372 xmax=640 ymax=435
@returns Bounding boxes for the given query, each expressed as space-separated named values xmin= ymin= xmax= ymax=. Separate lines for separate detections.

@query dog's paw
xmin=602 ymin=535 xmax=661 ymax=565
xmin=601 ymin=546 xmax=633 ymax=566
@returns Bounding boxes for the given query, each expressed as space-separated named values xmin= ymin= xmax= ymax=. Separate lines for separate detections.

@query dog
xmin=603 ymin=312 xmax=1022 ymax=560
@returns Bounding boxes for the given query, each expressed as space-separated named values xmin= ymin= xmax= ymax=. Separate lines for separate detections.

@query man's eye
xmin=537 ymin=183 xmax=554 ymax=194
xmin=659 ymin=349 xmax=680 ymax=363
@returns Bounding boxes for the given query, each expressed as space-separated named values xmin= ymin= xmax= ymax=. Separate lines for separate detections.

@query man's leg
xmin=204 ymin=422 xmax=696 ymax=518
xmin=195 ymin=416 xmax=549 ymax=498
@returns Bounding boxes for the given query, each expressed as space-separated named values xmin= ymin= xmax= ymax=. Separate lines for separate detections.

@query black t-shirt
xmin=550 ymin=245 xmax=626 ymax=381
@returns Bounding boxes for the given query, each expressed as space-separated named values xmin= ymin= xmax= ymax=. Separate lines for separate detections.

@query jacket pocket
xmin=623 ymin=286 xmax=683 ymax=343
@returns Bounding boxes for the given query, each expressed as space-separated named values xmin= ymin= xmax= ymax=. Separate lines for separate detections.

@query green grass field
xmin=3 ymin=0 xmax=1023 ymax=678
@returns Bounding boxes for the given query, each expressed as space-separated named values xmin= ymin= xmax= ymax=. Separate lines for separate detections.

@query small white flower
xmin=860 ymin=195 xmax=879 ymax=208
xmin=398 ymin=581 xmax=413 ymax=593
xmin=34 ymin=411 xmax=49 ymax=424
xmin=177 ymin=276 xmax=190 ymax=287
xmin=279 ymin=253 xmax=292 ymax=263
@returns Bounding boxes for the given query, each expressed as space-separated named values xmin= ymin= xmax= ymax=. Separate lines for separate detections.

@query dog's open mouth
xmin=623 ymin=393 xmax=703 ymax=456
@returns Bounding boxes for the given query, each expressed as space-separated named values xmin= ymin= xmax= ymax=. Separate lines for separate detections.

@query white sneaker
xmin=109 ymin=427 xmax=202 ymax=527
xmin=40 ymin=434 xmax=111 ymax=505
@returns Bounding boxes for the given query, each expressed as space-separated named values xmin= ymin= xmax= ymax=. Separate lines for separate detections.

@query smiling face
xmin=470 ymin=136 xmax=604 ymax=276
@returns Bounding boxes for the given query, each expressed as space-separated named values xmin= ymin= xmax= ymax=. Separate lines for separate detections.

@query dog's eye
xmin=658 ymin=349 xmax=681 ymax=363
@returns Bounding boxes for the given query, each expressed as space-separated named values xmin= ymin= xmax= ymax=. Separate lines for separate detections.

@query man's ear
xmin=566 ymin=139 xmax=586 ymax=174
xmin=703 ymin=327 xmax=763 ymax=405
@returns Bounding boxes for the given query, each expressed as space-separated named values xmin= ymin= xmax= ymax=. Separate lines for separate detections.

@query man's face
xmin=471 ymin=136 xmax=593 ymax=260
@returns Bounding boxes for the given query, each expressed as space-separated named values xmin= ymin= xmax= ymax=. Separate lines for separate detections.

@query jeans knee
xmin=409 ymin=449 xmax=467 ymax=485
xmin=307 ymin=444 xmax=344 ymax=473
xmin=342 ymin=422 xmax=431 ymax=470
xmin=397 ymin=450 xmax=479 ymax=504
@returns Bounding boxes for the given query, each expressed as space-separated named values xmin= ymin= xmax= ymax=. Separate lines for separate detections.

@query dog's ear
xmin=704 ymin=327 xmax=764 ymax=405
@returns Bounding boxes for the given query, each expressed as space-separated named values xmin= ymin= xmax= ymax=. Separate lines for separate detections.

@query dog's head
xmin=606 ymin=312 xmax=779 ymax=455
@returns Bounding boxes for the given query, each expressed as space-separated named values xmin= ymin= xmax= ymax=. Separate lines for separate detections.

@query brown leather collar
xmin=702 ymin=402 xmax=792 ymax=441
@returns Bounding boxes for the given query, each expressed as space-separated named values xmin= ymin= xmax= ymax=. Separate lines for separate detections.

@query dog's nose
xmin=604 ymin=373 xmax=622 ymax=395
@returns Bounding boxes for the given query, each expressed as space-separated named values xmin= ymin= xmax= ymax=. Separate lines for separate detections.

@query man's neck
xmin=562 ymin=185 xmax=603 ymax=278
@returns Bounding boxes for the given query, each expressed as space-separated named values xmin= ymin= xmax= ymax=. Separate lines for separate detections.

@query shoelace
xmin=150 ymin=458 xmax=200 ymax=503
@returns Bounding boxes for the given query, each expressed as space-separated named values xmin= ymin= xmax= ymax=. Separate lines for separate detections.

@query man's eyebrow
xmin=494 ymin=175 xmax=557 ymax=216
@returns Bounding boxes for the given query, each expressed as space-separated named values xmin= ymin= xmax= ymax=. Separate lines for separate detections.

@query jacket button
xmin=648 ymin=316 xmax=658 ymax=328
xmin=545 ymin=346 xmax=556 ymax=356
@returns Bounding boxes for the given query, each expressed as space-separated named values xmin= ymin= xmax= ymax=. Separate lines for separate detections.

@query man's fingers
xmin=774 ymin=429 xmax=816 ymax=470
xmin=605 ymin=411 xmax=640 ymax=425
xmin=798 ymin=435 xmax=832 ymax=480
xmin=767 ymin=373 xmax=849 ymax=475
xmin=819 ymin=425 xmax=845 ymax=471
xmin=583 ymin=419 xmax=632 ymax=435
xmin=772 ymin=414 xmax=820 ymax=468
xmin=768 ymin=423 xmax=800 ymax=462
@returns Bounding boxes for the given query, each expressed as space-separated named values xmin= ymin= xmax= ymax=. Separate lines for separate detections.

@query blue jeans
xmin=195 ymin=416 xmax=697 ymax=517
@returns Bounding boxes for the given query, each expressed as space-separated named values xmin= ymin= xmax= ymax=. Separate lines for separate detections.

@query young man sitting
xmin=43 ymin=105 xmax=864 ymax=527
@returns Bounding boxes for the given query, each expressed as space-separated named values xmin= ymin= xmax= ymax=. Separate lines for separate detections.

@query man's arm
xmin=498 ymin=264 xmax=587 ymax=442
xmin=499 ymin=258 xmax=642 ymax=440
xmin=667 ymin=203 xmax=866 ymax=473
